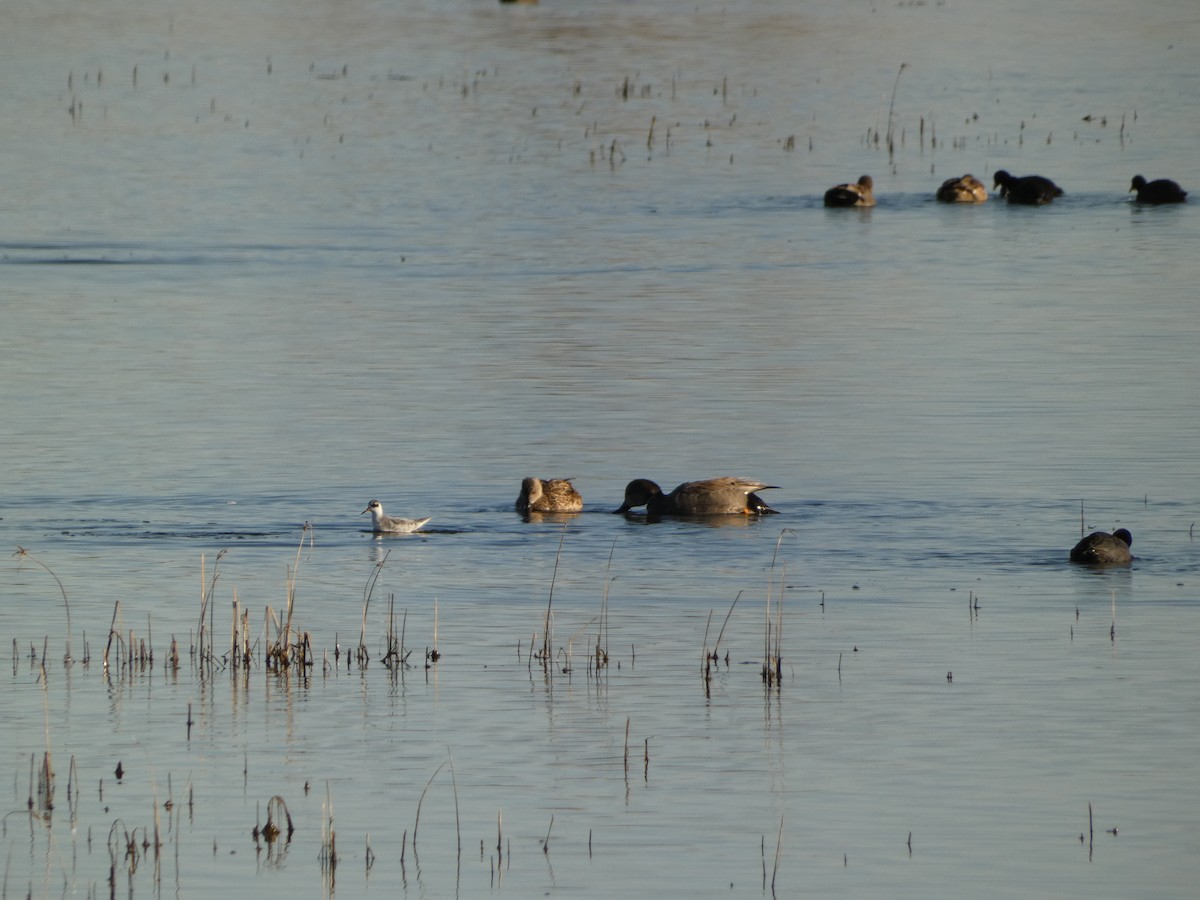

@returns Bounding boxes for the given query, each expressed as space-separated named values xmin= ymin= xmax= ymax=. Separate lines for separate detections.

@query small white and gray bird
xmin=361 ymin=499 xmax=431 ymax=534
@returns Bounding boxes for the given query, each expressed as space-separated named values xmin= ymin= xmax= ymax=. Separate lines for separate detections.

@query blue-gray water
xmin=2 ymin=0 xmax=1199 ymax=897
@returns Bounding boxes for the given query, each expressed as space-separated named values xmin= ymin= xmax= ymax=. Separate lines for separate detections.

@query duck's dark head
xmin=614 ymin=478 xmax=662 ymax=514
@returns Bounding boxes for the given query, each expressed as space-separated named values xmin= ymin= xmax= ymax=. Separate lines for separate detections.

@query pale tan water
xmin=2 ymin=0 xmax=1199 ymax=897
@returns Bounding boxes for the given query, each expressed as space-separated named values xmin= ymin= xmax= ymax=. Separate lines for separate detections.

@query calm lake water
xmin=2 ymin=0 xmax=1199 ymax=897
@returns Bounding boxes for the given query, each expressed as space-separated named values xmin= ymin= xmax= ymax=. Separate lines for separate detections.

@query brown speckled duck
xmin=1130 ymin=175 xmax=1187 ymax=204
xmin=824 ymin=175 xmax=875 ymax=208
xmin=936 ymin=174 xmax=988 ymax=203
xmin=1070 ymin=528 xmax=1132 ymax=566
xmin=614 ymin=477 xmax=778 ymax=516
xmin=516 ymin=477 xmax=583 ymax=514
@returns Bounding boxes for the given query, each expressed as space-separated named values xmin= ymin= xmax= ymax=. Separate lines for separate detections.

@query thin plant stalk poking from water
xmin=413 ymin=760 xmax=449 ymax=850
xmin=703 ymin=591 xmax=741 ymax=691
xmin=195 ymin=550 xmax=226 ymax=673
xmin=771 ymin=815 xmax=785 ymax=897
xmin=886 ymin=63 xmax=908 ymax=161
xmin=447 ymin=747 xmax=462 ymax=862
xmin=14 ymin=547 xmax=72 ymax=666
xmin=595 ymin=538 xmax=617 ymax=673
xmin=319 ymin=781 xmax=337 ymax=889
xmin=30 ymin=670 xmax=56 ymax=818
xmin=360 ymin=548 xmax=389 ymax=665
xmin=541 ymin=528 xmax=567 ymax=666
xmin=283 ymin=523 xmax=314 ymax=653
xmin=264 ymin=524 xmax=315 ymax=671
xmin=103 ymin=600 xmax=126 ymax=674
xmin=763 ymin=529 xmax=797 ymax=685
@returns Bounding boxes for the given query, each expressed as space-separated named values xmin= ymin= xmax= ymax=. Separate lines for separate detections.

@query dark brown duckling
xmin=824 ymin=175 xmax=875 ymax=208
xmin=993 ymin=170 xmax=1063 ymax=205
xmin=1070 ymin=528 xmax=1132 ymax=566
xmin=1130 ymin=175 xmax=1187 ymax=204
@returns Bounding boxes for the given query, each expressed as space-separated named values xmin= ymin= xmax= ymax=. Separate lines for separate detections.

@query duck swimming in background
xmin=824 ymin=175 xmax=875 ymax=207
xmin=516 ymin=477 xmax=583 ymax=514
xmin=936 ymin=174 xmax=988 ymax=203
xmin=1070 ymin=528 xmax=1132 ymax=566
xmin=1129 ymin=175 xmax=1187 ymax=204
xmin=993 ymin=170 xmax=1063 ymax=205
xmin=361 ymin=499 xmax=431 ymax=534
xmin=614 ymin=477 xmax=778 ymax=516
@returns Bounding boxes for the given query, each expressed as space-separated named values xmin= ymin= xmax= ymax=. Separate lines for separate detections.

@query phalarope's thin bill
xmin=361 ymin=499 xmax=431 ymax=534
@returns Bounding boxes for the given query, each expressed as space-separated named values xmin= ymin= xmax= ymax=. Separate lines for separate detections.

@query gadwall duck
xmin=614 ymin=477 xmax=778 ymax=516
xmin=361 ymin=499 xmax=431 ymax=534
xmin=993 ymin=170 xmax=1063 ymax=205
xmin=516 ymin=477 xmax=583 ymax=514
xmin=824 ymin=175 xmax=875 ymax=208
xmin=1070 ymin=528 xmax=1132 ymax=566
xmin=936 ymin=174 xmax=988 ymax=203
xmin=1130 ymin=175 xmax=1187 ymax=204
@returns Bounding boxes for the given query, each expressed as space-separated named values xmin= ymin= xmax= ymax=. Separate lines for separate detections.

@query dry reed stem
xmin=282 ymin=524 xmax=313 ymax=658
xmin=595 ymin=540 xmax=617 ymax=671
xmin=432 ymin=598 xmax=440 ymax=662
xmin=714 ymin=591 xmax=740 ymax=656
xmin=413 ymin=760 xmax=448 ymax=847
xmin=702 ymin=609 xmax=713 ymax=667
xmin=886 ymin=63 xmax=907 ymax=160
xmin=359 ymin=548 xmax=389 ymax=661
xmin=319 ymin=781 xmax=337 ymax=876
xmin=771 ymin=815 xmax=784 ymax=894
xmin=541 ymin=529 xmax=568 ymax=665
xmin=13 ymin=547 xmax=72 ymax=665
xmin=263 ymin=795 xmax=293 ymax=842
xmin=103 ymin=601 xmax=125 ymax=673
xmin=448 ymin=747 xmax=462 ymax=859
xmin=623 ymin=717 xmax=631 ymax=776
xmin=763 ymin=530 xmax=797 ymax=685
xmin=196 ymin=550 xmax=226 ymax=670
xmin=761 ymin=834 xmax=767 ymax=889
xmin=1088 ymin=801 xmax=1094 ymax=858
xmin=37 ymin=672 xmax=55 ymax=815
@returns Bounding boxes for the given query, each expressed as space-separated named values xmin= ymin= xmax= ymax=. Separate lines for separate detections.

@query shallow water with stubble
xmin=2 ymin=0 xmax=1199 ymax=897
